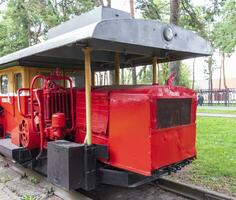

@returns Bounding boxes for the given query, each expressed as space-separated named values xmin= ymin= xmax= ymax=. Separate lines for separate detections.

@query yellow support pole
xmin=152 ymin=57 xmax=157 ymax=84
xmin=114 ymin=52 xmax=120 ymax=85
xmin=83 ymin=47 xmax=92 ymax=145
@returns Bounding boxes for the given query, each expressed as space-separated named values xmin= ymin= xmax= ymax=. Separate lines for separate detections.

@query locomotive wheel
xmin=19 ymin=119 xmax=39 ymax=149
xmin=20 ymin=120 xmax=28 ymax=147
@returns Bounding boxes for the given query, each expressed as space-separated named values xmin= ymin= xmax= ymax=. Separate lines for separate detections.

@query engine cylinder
xmin=52 ymin=113 xmax=66 ymax=128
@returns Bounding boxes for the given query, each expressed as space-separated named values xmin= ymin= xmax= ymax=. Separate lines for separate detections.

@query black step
xmin=0 ymin=139 xmax=32 ymax=163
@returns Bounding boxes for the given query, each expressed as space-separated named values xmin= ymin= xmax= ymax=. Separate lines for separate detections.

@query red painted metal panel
xmin=0 ymin=96 xmax=27 ymax=133
xmin=75 ymin=130 xmax=108 ymax=145
xmin=76 ymin=90 xmax=109 ymax=135
xmin=151 ymin=124 xmax=196 ymax=170
xmin=109 ymin=93 xmax=152 ymax=176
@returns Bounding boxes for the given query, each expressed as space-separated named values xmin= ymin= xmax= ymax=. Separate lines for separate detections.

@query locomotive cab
xmin=0 ymin=7 xmax=212 ymax=191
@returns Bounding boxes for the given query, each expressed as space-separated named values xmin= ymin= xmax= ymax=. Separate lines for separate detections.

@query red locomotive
xmin=0 ymin=7 xmax=212 ymax=190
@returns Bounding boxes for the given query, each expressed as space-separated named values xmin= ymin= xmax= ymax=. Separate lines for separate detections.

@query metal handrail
xmin=17 ymin=88 xmax=30 ymax=118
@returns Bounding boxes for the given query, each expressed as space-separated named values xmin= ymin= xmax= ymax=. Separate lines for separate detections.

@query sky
xmin=0 ymin=0 xmax=235 ymax=87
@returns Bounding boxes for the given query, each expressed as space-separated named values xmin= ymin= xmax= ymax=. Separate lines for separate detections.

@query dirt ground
xmin=0 ymin=156 xmax=63 ymax=200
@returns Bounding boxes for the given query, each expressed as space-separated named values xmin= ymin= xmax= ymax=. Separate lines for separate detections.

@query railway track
xmin=156 ymin=178 xmax=235 ymax=200
xmin=0 ymin=155 xmax=235 ymax=200
xmin=80 ymin=178 xmax=235 ymax=200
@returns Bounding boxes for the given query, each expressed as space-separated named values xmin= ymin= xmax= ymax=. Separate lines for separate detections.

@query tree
xmin=213 ymin=0 xmax=236 ymax=54
xmin=138 ymin=66 xmax=151 ymax=84
xmin=57 ymin=0 xmax=95 ymax=21
xmin=213 ymin=0 xmax=236 ymax=89
xmin=178 ymin=63 xmax=191 ymax=88
xmin=0 ymin=0 xmax=96 ymax=56
xmin=0 ymin=0 xmax=56 ymax=55
xmin=139 ymin=62 xmax=189 ymax=87
xmin=137 ymin=0 xmax=226 ymax=90
xmin=0 ymin=0 xmax=32 ymax=55
xmin=192 ymin=58 xmax=195 ymax=89
xmin=136 ymin=0 xmax=169 ymax=21
xmin=179 ymin=0 xmax=222 ymax=90
xmin=204 ymin=56 xmax=217 ymax=103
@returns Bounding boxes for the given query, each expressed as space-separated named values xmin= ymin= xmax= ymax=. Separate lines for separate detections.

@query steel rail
xmin=157 ymin=177 xmax=235 ymax=200
xmin=2 ymin=157 xmax=91 ymax=200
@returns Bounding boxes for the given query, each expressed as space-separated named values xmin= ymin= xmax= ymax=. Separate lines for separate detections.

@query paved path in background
xmin=197 ymin=113 xmax=236 ymax=118
xmin=199 ymin=106 xmax=236 ymax=110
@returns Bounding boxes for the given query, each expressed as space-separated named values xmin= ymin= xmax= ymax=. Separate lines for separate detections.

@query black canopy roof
xmin=0 ymin=6 xmax=212 ymax=71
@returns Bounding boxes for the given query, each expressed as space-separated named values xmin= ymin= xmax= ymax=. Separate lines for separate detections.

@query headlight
xmin=163 ymin=27 xmax=174 ymax=41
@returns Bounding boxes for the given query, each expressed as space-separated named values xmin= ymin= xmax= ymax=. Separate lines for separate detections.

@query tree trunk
xmin=192 ymin=58 xmax=195 ymax=90
xmin=144 ymin=65 xmax=147 ymax=81
xmin=109 ymin=70 xmax=115 ymax=85
xmin=107 ymin=0 xmax=113 ymax=84
xmin=107 ymin=0 xmax=111 ymax=7
xmin=121 ymin=69 xmax=125 ymax=84
xmin=170 ymin=0 xmax=180 ymax=24
xmin=105 ymin=71 xmax=108 ymax=85
xmin=157 ymin=63 xmax=160 ymax=83
xmin=222 ymin=52 xmax=227 ymax=89
xmin=132 ymin=68 xmax=137 ymax=85
xmin=129 ymin=0 xmax=137 ymax=85
xmin=95 ymin=0 xmax=104 ymax=6
xmin=208 ymin=56 xmax=213 ymax=105
xmin=169 ymin=0 xmax=180 ymax=85
xmin=129 ymin=0 xmax=135 ymax=18
xmin=219 ymin=54 xmax=222 ymax=90
xmin=99 ymin=72 xmax=103 ymax=86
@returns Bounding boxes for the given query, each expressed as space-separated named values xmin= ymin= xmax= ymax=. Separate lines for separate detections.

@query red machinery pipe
xmin=35 ymin=90 xmax=44 ymax=159
xmin=66 ymin=76 xmax=74 ymax=132
xmin=30 ymin=74 xmax=46 ymax=132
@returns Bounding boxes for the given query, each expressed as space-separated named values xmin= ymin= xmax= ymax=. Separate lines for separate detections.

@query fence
xmin=196 ymin=88 xmax=236 ymax=107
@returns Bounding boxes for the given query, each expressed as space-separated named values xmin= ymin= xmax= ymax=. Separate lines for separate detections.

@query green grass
xmin=28 ymin=176 xmax=40 ymax=184
xmin=172 ymin=117 xmax=236 ymax=196
xmin=197 ymin=108 xmax=236 ymax=115
xmin=21 ymin=195 xmax=37 ymax=200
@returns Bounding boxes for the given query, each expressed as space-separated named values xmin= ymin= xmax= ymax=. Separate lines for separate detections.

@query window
xmin=1 ymin=75 xmax=8 ymax=94
xmin=156 ymin=98 xmax=192 ymax=129
xmin=40 ymin=72 xmax=50 ymax=87
xmin=14 ymin=73 xmax=22 ymax=92
xmin=66 ymin=72 xmax=85 ymax=88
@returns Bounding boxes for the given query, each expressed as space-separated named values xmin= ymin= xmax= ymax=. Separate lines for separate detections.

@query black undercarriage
xmin=0 ymin=138 xmax=194 ymax=191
